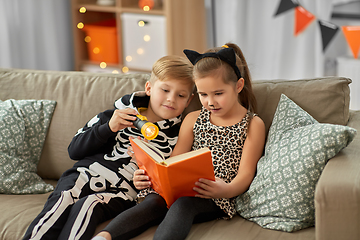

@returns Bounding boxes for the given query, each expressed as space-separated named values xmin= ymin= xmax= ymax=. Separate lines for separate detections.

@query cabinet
xmin=71 ymin=0 xmax=207 ymax=73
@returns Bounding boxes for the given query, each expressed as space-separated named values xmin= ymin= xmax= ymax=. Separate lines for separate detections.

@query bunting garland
xmin=274 ymin=0 xmax=360 ymax=58
xmin=342 ymin=26 xmax=360 ymax=58
xmin=294 ymin=6 xmax=315 ymax=36
xmin=274 ymin=0 xmax=298 ymax=16
xmin=318 ymin=20 xmax=339 ymax=51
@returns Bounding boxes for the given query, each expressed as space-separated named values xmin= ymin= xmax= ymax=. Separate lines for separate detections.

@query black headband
xmin=183 ymin=48 xmax=242 ymax=79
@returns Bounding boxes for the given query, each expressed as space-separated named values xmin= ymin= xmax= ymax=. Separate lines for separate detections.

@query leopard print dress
xmin=192 ymin=107 xmax=252 ymax=219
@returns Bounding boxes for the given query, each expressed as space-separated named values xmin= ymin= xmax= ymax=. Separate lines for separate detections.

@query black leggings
xmin=103 ymin=193 xmax=227 ymax=240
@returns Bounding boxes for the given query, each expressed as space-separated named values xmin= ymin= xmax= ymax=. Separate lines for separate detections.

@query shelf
xmin=119 ymin=8 xmax=164 ymax=15
xmin=71 ymin=0 xmax=206 ymax=72
xmin=76 ymin=4 xmax=118 ymax=12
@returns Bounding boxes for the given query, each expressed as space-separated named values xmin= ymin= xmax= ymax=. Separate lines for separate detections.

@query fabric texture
xmin=252 ymin=77 xmax=351 ymax=134
xmin=192 ymin=107 xmax=252 ymax=218
xmin=23 ymin=91 xmax=182 ymax=240
xmin=0 ymin=99 xmax=56 ymax=194
xmin=235 ymin=94 xmax=356 ymax=232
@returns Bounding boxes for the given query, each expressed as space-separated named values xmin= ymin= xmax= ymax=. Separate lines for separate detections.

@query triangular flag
xmin=342 ymin=26 xmax=360 ymax=58
xmin=274 ymin=0 xmax=299 ymax=17
xmin=294 ymin=6 xmax=315 ymax=36
xmin=318 ymin=20 xmax=339 ymax=52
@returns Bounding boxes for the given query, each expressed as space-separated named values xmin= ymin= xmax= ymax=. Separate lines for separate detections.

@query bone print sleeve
xmin=68 ymin=109 xmax=117 ymax=160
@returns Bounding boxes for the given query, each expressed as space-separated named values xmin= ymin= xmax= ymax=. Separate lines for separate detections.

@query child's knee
xmin=143 ymin=194 xmax=167 ymax=209
xmin=170 ymin=197 xmax=195 ymax=212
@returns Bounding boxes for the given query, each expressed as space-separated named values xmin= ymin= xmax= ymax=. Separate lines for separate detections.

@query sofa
xmin=0 ymin=67 xmax=359 ymax=240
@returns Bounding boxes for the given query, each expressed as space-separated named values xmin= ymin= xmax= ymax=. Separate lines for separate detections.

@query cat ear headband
xmin=183 ymin=46 xmax=242 ymax=79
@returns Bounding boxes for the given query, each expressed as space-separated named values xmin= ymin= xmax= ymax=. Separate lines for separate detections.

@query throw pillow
xmin=0 ymin=99 xmax=56 ymax=194
xmin=235 ymin=94 xmax=356 ymax=232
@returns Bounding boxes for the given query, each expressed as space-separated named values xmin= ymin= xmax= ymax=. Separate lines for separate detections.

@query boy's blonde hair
xmin=150 ymin=56 xmax=195 ymax=92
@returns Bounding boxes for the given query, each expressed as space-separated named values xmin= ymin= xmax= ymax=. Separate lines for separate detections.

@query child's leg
xmin=23 ymin=168 xmax=89 ymax=240
xmin=101 ymin=193 xmax=168 ymax=240
xmin=58 ymin=192 xmax=136 ymax=240
xmin=153 ymin=197 xmax=227 ymax=240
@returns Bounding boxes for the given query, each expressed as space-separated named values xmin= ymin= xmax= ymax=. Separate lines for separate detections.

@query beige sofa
xmin=0 ymin=68 xmax=359 ymax=240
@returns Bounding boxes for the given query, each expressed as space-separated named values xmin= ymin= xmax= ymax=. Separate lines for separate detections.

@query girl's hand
xmin=133 ymin=169 xmax=151 ymax=190
xmin=109 ymin=108 xmax=138 ymax=132
xmin=193 ymin=177 xmax=231 ymax=199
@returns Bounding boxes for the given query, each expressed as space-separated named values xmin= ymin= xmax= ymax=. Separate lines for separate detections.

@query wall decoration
xmin=294 ymin=6 xmax=315 ymax=36
xmin=274 ymin=0 xmax=298 ymax=16
xmin=342 ymin=26 xmax=360 ymax=58
xmin=318 ymin=20 xmax=339 ymax=51
xmin=274 ymin=0 xmax=360 ymax=58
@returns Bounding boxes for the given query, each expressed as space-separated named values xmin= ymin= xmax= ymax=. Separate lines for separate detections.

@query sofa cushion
xmin=235 ymin=94 xmax=356 ymax=232
xmin=0 ymin=69 xmax=151 ymax=180
xmin=0 ymin=99 xmax=56 ymax=194
xmin=253 ymin=77 xmax=351 ymax=134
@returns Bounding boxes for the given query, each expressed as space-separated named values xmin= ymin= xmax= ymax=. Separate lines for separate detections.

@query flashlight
xmin=133 ymin=115 xmax=159 ymax=140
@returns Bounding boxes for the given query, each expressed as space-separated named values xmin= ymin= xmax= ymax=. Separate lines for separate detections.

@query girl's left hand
xmin=193 ymin=177 xmax=231 ymax=199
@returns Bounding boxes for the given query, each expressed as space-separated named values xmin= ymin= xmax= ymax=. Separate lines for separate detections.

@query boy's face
xmin=145 ymin=79 xmax=193 ymax=121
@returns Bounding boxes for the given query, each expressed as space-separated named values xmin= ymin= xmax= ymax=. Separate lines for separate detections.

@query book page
xmin=165 ymin=148 xmax=210 ymax=165
xmin=132 ymin=138 xmax=165 ymax=163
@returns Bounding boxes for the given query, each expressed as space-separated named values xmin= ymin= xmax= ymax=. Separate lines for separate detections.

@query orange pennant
xmin=294 ymin=6 xmax=315 ymax=36
xmin=342 ymin=26 xmax=360 ymax=59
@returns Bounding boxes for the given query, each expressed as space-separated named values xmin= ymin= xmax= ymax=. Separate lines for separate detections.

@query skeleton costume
xmin=23 ymin=92 xmax=181 ymax=240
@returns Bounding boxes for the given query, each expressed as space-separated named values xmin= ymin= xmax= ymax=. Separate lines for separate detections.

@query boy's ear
xmin=145 ymin=81 xmax=151 ymax=96
xmin=236 ymin=78 xmax=245 ymax=93
xmin=185 ymin=93 xmax=194 ymax=108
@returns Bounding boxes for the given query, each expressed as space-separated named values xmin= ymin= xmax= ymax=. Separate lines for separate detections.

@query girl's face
xmin=145 ymin=79 xmax=193 ymax=122
xmin=196 ymin=75 xmax=244 ymax=118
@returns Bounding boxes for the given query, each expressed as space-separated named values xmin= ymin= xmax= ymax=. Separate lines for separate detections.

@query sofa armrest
xmin=315 ymin=110 xmax=360 ymax=240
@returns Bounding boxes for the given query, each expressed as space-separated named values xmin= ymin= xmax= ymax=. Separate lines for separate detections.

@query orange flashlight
xmin=133 ymin=115 xmax=159 ymax=140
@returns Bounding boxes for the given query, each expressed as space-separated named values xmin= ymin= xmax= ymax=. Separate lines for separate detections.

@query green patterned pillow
xmin=0 ymin=99 xmax=56 ymax=194
xmin=236 ymin=94 xmax=356 ymax=232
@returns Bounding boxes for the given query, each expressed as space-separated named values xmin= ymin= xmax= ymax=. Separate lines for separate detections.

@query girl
xmin=93 ymin=43 xmax=265 ymax=240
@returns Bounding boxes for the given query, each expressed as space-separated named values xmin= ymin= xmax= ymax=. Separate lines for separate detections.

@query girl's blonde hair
xmin=150 ymin=56 xmax=195 ymax=91
xmin=192 ymin=43 xmax=257 ymax=113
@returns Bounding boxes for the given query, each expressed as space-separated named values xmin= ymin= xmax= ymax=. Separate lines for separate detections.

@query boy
xmin=23 ymin=56 xmax=194 ymax=240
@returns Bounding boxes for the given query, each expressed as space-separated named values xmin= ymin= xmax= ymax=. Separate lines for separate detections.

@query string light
xmin=138 ymin=21 xmax=145 ymax=27
xmin=122 ymin=66 xmax=129 ymax=73
xmin=126 ymin=56 xmax=132 ymax=62
xmin=100 ymin=62 xmax=107 ymax=68
xmin=93 ymin=47 xmax=100 ymax=54
xmin=84 ymin=36 xmax=91 ymax=43
xmin=138 ymin=0 xmax=154 ymax=11
xmin=79 ymin=7 xmax=86 ymax=13
xmin=137 ymin=48 xmax=144 ymax=55
xmin=143 ymin=35 xmax=150 ymax=42
xmin=77 ymin=22 xmax=84 ymax=29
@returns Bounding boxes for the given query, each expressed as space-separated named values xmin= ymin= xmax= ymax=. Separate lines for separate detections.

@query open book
xmin=130 ymin=138 xmax=215 ymax=207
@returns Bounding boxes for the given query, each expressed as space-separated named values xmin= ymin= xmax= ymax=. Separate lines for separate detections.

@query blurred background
xmin=0 ymin=0 xmax=359 ymax=83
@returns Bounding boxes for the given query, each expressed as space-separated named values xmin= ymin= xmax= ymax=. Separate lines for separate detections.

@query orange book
xmin=130 ymin=138 xmax=215 ymax=207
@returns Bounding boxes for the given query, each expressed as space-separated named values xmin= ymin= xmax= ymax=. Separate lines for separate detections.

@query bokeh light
xmin=100 ymin=62 xmax=107 ymax=68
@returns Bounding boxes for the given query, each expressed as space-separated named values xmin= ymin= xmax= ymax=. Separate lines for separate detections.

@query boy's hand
xmin=133 ymin=169 xmax=151 ymax=190
xmin=109 ymin=108 xmax=138 ymax=132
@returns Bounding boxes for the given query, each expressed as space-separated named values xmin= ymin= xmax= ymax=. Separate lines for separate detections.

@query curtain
xmin=0 ymin=0 xmax=74 ymax=71
xmin=212 ymin=0 xmax=355 ymax=80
